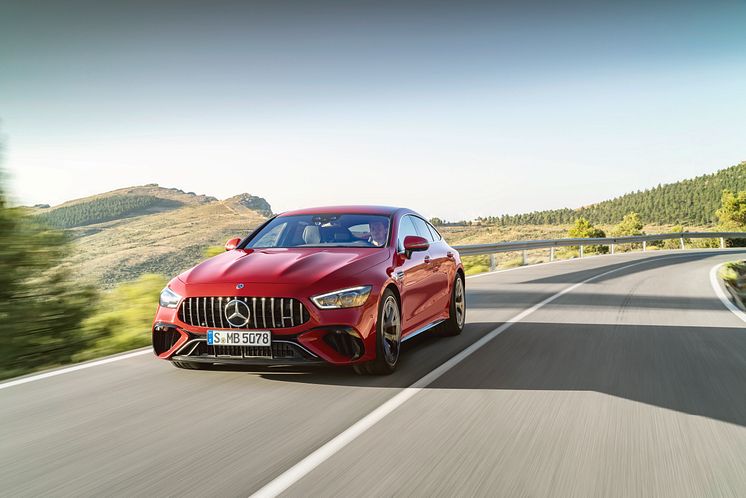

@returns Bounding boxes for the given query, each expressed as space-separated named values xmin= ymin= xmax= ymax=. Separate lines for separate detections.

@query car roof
xmin=278 ymin=205 xmax=403 ymax=217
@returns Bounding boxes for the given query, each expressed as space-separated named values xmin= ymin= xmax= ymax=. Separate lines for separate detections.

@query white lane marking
xmin=0 ymin=349 xmax=151 ymax=391
xmin=709 ymin=263 xmax=746 ymax=324
xmin=250 ymin=252 xmax=706 ymax=498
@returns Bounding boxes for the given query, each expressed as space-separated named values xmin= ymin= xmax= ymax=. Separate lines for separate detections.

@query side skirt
xmin=401 ymin=319 xmax=446 ymax=343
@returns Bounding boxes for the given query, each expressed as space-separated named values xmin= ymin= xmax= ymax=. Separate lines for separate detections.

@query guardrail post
xmin=610 ymin=243 xmax=615 ymax=255
xmin=642 ymin=241 xmax=646 ymax=252
xmin=550 ymin=247 xmax=555 ymax=262
xmin=579 ymin=245 xmax=584 ymax=258
xmin=721 ymin=237 xmax=726 ymax=249
xmin=489 ymin=253 xmax=496 ymax=272
xmin=680 ymin=237 xmax=685 ymax=250
xmin=522 ymin=250 xmax=527 ymax=266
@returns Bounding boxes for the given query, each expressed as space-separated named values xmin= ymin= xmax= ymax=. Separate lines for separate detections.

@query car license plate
xmin=207 ymin=330 xmax=271 ymax=346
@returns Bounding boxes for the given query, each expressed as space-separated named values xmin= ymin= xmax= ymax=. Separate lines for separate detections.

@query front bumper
xmin=152 ymin=292 xmax=379 ymax=366
xmin=169 ymin=329 xmax=326 ymax=366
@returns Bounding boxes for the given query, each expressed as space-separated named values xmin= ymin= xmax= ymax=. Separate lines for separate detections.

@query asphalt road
xmin=2 ymin=250 xmax=746 ymax=497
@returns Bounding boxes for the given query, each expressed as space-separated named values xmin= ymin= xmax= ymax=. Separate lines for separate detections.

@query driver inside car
xmin=368 ymin=219 xmax=388 ymax=247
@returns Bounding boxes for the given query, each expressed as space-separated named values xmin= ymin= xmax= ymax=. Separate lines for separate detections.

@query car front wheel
xmin=354 ymin=289 xmax=401 ymax=375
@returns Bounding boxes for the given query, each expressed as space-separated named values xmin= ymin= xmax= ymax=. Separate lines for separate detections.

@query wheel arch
xmin=384 ymin=282 xmax=401 ymax=307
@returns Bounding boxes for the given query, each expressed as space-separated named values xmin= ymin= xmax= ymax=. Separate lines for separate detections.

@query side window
xmin=426 ymin=221 xmax=442 ymax=241
xmin=410 ymin=216 xmax=435 ymax=243
xmin=397 ymin=215 xmax=419 ymax=252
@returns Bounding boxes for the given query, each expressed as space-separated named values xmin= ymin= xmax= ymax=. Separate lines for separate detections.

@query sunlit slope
xmin=47 ymin=188 xmax=271 ymax=287
xmin=34 ymin=184 xmax=220 ymax=228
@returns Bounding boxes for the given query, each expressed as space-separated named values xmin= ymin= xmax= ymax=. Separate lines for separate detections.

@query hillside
xmin=35 ymin=185 xmax=271 ymax=287
xmin=33 ymin=184 xmax=218 ymax=228
xmin=481 ymin=161 xmax=746 ymax=226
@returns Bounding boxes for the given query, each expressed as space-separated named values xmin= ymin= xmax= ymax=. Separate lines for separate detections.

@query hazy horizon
xmin=6 ymin=159 xmax=746 ymax=221
xmin=2 ymin=0 xmax=745 ymax=220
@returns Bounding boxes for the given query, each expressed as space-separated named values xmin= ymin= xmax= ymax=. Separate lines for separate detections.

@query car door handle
xmin=424 ymin=255 xmax=431 ymax=264
xmin=446 ymin=251 xmax=454 ymax=259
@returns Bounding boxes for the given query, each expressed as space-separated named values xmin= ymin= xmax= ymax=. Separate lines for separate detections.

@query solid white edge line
xmin=709 ymin=263 xmax=746 ymax=324
xmin=0 ymin=348 xmax=152 ymax=391
xmin=249 ymin=252 xmax=703 ymax=498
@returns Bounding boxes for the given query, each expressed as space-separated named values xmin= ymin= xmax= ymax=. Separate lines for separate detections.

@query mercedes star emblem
xmin=224 ymin=299 xmax=251 ymax=327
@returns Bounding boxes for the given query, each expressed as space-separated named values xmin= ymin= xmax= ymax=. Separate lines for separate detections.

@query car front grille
xmin=178 ymin=297 xmax=310 ymax=329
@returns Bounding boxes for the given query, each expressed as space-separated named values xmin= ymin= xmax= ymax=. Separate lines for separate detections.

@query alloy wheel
xmin=455 ymin=277 xmax=465 ymax=328
xmin=381 ymin=296 xmax=401 ymax=365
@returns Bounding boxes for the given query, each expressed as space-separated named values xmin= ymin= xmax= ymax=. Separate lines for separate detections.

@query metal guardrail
xmin=453 ymin=232 xmax=746 ymax=271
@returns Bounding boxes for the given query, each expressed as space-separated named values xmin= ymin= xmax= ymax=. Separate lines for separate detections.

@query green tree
xmin=567 ymin=217 xmax=608 ymax=254
xmin=612 ymin=212 xmax=644 ymax=236
xmin=485 ymin=161 xmax=746 ymax=226
xmin=715 ymin=190 xmax=746 ymax=230
xmin=0 ymin=170 xmax=97 ymax=379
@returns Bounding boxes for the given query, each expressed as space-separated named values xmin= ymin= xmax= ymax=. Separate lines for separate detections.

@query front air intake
xmin=152 ymin=327 xmax=181 ymax=355
xmin=323 ymin=329 xmax=364 ymax=359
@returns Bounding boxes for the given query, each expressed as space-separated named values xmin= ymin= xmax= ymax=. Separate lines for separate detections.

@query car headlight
xmin=159 ymin=287 xmax=182 ymax=308
xmin=311 ymin=286 xmax=372 ymax=309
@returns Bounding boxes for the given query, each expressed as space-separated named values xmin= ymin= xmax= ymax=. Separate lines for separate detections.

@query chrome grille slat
xmin=252 ymin=298 xmax=258 ymax=329
xmin=178 ymin=296 xmax=309 ymax=329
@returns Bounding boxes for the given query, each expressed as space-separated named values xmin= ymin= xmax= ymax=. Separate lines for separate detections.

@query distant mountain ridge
xmin=483 ymin=161 xmax=746 ymax=226
xmin=32 ymin=184 xmax=272 ymax=287
xmin=33 ymin=184 xmax=272 ymax=228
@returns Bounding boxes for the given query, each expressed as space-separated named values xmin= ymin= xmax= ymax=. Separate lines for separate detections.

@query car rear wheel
xmin=441 ymin=274 xmax=465 ymax=336
xmin=354 ymin=289 xmax=401 ymax=375
xmin=172 ymin=360 xmax=211 ymax=370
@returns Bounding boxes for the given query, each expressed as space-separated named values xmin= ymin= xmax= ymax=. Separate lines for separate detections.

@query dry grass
xmin=438 ymin=223 xmax=712 ymax=275
xmin=62 ymin=192 xmax=267 ymax=287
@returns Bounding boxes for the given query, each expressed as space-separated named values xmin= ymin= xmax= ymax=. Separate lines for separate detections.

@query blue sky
xmin=1 ymin=0 xmax=745 ymax=220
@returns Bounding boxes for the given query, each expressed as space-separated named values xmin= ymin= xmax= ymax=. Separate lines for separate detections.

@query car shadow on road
xmin=250 ymin=321 xmax=746 ymax=428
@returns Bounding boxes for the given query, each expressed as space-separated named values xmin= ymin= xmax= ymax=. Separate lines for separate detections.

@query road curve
xmin=2 ymin=250 xmax=746 ymax=497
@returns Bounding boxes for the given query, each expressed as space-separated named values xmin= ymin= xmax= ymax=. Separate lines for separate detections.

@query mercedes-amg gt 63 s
xmin=152 ymin=206 xmax=465 ymax=374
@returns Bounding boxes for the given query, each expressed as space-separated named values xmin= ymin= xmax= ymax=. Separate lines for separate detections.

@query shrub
xmin=568 ymin=218 xmax=608 ymax=254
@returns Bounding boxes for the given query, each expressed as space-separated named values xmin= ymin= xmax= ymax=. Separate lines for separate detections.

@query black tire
xmin=172 ymin=360 xmax=211 ymax=370
xmin=353 ymin=289 xmax=401 ymax=375
xmin=441 ymin=274 xmax=466 ymax=336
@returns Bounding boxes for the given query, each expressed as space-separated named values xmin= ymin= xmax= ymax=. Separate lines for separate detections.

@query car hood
xmin=178 ymin=247 xmax=390 ymax=285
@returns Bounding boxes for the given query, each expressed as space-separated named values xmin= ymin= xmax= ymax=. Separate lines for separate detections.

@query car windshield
xmin=245 ymin=214 xmax=391 ymax=249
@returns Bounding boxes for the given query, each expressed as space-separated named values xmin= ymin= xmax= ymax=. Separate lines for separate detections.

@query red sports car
xmin=152 ymin=206 xmax=465 ymax=374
